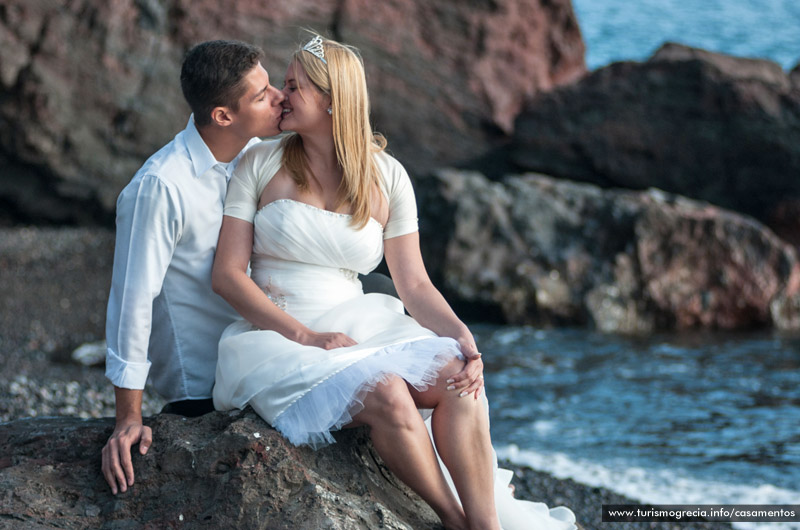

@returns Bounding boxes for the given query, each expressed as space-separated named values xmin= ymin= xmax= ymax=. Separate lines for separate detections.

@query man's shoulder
xmin=116 ymin=134 xmax=191 ymax=205
xmin=135 ymin=134 xmax=192 ymax=184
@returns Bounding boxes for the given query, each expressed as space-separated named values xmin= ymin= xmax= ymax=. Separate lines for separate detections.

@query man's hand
xmin=102 ymin=387 xmax=151 ymax=494
xmin=102 ymin=420 xmax=152 ymax=494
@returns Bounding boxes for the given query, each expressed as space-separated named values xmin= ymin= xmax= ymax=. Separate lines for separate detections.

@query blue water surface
xmin=474 ymin=325 xmax=800 ymax=494
xmin=572 ymin=0 xmax=800 ymax=69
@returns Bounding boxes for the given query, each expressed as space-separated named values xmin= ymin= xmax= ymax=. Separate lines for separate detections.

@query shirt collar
xmin=183 ymin=115 xmax=225 ymax=179
xmin=183 ymin=115 xmax=259 ymax=180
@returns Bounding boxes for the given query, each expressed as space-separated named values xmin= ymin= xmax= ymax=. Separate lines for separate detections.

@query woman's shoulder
xmin=243 ymin=138 xmax=284 ymax=161
xmin=235 ymin=138 xmax=285 ymax=182
xmin=373 ymin=150 xmax=409 ymax=185
xmin=374 ymin=148 xmax=400 ymax=168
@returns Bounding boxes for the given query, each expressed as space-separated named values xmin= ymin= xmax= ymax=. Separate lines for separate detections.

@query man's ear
xmin=210 ymin=107 xmax=233 ymax=127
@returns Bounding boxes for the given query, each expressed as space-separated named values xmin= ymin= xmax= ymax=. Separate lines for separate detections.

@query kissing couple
xmin=101 ymin=33 xmax=577 ymax=530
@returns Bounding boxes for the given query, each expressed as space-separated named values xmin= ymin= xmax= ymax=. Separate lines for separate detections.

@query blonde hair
xmin=281 ymin=34 xmax=387 ymax=229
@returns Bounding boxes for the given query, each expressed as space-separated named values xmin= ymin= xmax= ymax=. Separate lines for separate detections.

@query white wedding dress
xmin=212 ymin=195 xmax=576 ymax=529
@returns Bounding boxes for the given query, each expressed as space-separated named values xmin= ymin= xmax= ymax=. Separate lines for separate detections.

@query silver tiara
xmin=302 ymin=35 xmax=327 ymax=64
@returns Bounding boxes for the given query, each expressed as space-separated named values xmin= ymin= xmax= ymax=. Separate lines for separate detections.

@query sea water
xmin=476 ymin=325 xmax=800 ymax=530
xmin=572 ymin=0 xmax=800 ymax=70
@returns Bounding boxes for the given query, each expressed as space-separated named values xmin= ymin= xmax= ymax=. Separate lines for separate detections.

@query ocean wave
xmin=497 ymin=444 xmax=800 ymax=530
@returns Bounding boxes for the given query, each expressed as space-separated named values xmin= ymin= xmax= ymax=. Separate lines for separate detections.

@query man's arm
xmin=102 ymin=174 xmax=180 ymax=494
xmin=101 ymin=387 xmax=152 ymax=494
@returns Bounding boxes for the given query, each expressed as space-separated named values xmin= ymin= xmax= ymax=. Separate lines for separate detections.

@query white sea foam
xmin=494 ymin=328 xmax=525 ymax=345
xmin=497 ymin=444 xmax=800 ymax=530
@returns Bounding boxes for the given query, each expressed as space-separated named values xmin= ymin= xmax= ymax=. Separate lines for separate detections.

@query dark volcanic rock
xmin=789 ymin=61 xmax=800 ymax=88
xmin=0 ymin=0 xmax=585 ymax=225
xmin=0 ymin=410 xmax=442 ymax=529
xmin=505 ymin=43 xmax=800 ymax=244
xmin=1 ymin=411 xmax=736 ymax=530
xmin=509 ymin=465 xmax=733 ymax=530
xmin=418 ymin=170 xmax=800 ymax=332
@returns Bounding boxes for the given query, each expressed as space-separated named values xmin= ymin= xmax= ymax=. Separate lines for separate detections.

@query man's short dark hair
xmin=180 ymin=40 xmax=264 ymax=127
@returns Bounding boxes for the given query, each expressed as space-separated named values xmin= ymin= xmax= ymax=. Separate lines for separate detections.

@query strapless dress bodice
xmin=250 ymin=200 xmax=385 ymax=323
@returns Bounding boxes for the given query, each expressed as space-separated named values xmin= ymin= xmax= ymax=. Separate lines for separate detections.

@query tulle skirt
xmin=261 ymin=336 xmax=460 ymax=447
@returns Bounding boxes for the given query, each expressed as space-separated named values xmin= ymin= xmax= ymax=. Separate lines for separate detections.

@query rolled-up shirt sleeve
xmin=105 ymin=174 xmax=181 ymax=389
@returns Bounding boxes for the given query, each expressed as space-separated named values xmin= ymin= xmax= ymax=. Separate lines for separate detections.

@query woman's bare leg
xmin=410 ymin=357 xmax=501 ymax=530
xmin=351 ymin=376 xmax=468 ymax=530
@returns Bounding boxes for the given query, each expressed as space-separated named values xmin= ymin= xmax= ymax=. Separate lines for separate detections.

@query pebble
xmin=1 ymin=364 xmax=163 ymax=422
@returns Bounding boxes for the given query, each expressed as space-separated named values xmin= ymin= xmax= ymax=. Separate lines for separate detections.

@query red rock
xmin=0 ymin=0 xmax=585 ymax=225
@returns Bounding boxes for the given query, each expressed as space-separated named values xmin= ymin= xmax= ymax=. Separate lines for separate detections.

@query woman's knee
xmin=439 ymin=357 xmax=467 ymax=384
xmin=428 ymin=357 xmax=467 ymax=396
xmin=410 ymin=357 xmax=467 ymax=408
xmin=362 ymin=376 xmax=418 ymax=428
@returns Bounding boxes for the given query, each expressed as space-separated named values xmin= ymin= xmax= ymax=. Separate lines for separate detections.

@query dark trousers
xmin=160 ymin=398 xmax=214 ymax=417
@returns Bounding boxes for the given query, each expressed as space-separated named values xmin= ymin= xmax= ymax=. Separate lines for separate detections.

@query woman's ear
xmin=321 ymin=93 xmax=332 ymax=112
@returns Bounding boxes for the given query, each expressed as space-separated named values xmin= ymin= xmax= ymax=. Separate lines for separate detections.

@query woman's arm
xmin=384 ymin=231 xmax=484 ymax=397
xmin=212 ymin=215 xmax=356 ymax=349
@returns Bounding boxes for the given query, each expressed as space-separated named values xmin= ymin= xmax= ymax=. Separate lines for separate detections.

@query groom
xmin=101 ymin=40 xmax=285 ymax=495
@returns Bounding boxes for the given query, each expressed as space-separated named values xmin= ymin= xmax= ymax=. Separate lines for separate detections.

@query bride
xmin=211 ymin=34 xmax=576 ymax=530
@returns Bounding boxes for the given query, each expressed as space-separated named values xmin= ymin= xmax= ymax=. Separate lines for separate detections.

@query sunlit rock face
xmin=418 ymin=170 xmax=800 ymax=332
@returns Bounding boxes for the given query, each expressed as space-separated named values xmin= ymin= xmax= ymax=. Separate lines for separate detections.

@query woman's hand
xmin=446 ymin=335 xmax=485 ymax=400
xmin=301 ymin=331 xmax=358 ymax=350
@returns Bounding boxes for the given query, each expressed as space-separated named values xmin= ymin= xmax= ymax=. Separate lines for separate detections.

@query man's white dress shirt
xmin=105 ymin=118 xmax=259 ymax=402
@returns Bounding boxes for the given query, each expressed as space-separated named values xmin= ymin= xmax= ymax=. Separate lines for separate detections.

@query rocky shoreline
xmin=417 ymin=171 xmax=800 ymax=331
xmin=511 ymin=467 xmax=733 ymax=530
xmin=0 ymin=227 xmax=734 ymax=529
xmin=1 ymin=386 xmax=734 ymax=530
xmin=3 ymin=2 xmax=799 ymax=333
xmin=0 ymin=356 xmax=734 ymax=529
